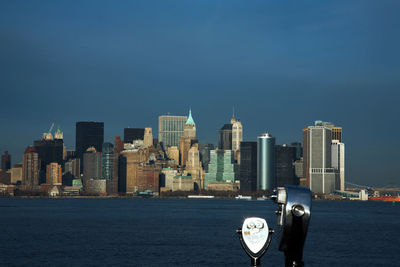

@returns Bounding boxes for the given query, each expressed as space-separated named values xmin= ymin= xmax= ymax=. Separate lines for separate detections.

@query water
xmin=0 ymin=198 xmax=399 ymax=266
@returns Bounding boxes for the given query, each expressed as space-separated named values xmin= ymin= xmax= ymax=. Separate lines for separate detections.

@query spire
xmin=186 ymin=108 xmax=195 ymax=125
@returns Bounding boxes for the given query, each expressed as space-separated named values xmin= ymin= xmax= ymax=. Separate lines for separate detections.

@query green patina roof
xmin=186 ymin=109 xmax=195 ymax=125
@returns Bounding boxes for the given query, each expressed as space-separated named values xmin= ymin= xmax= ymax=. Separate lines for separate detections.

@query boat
xmin=187 ymin=195 xmax=215 ymax=199
xmin=235 ymin=195 xmax=252 ymax=200
xmin=369 ymin=195 xmax=400 ymax=202
xmin=257 ymin=196 xmax=269 ymax=201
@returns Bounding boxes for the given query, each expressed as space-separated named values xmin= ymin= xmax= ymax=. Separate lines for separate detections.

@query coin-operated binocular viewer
xmin=237 ymin=186 xmax=311 ymax=267
xmin=272 ymin=186 xmax=312 ymax=267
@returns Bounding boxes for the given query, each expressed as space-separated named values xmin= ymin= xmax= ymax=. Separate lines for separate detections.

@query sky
xmin=1 ymin=0 xmax=399 ymax=187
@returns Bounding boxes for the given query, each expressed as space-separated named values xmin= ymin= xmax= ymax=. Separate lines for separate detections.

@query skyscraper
xmin=1 ymin=151 xmax=11 ymax=171
xmin=124 ymin=128 xmax=145 ymax=143
xmin=183 ymin=109 xmax=196 ymax=139
xmin=198 ymin=144 xmax=215 ymax=172
xmin=34 ymin=139 xmax=63 ymax=184
xmin=275 ymin=145 xmax=297 ymax=187
xmin=76 ymin=121 xmax=104 ymax=171
xmin=22 ymin=146 xmax=39 ymax=190
xmin=83 ymin=147 xmax=102 ymax=183
xmin=303 ymin=125 xmax=338 ymax=194
xmin=257 ymin=133 xmax=275 ymax=190
xmin=143 ymin=128 xmax=153 ymax=148
xmin=231 ymin=118 xmax=243 ymax=156
xmin=101 ymin=142 xmax=114 ymax=180
xmin=239 ymin=142 xmax=257 ymax=192
xmin=158 ymin=115 xmax=187 ymax=147
xmin=331 ymin=140 xmax=345 ymax=191
xmin=204 ymin=149 xmax=236 ymax=188
xmin=185 ymin=144 xmax=203 ymax=190
xmin=218 ymin=124 xmax=232 ymax=150
xmin=46 ymin=162 xmax=62 ymax=185
xmin=179 ymin=109 xmax=197 ymax=166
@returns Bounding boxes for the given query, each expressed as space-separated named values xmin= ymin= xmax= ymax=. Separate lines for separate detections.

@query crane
xmin=42 ymin=120 xmax=56 ymax=140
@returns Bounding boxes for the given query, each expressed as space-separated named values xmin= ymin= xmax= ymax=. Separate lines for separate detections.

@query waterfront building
xmin=198 ymin=144 xmax=214 ymax=172
xmin=85 ymin=179 xmax=107 ymax=195
xmin=118 ymin=149 xmax=147 ymax=194
xmin=124 ymin=128 xmax=145 ymax=143
xmin=34 ymin=139 xmax=63 ymax=184
xmin=144 ymin=127 xmax=153 ymax=148
xmin=46 ymin=162 xmax=62 ymax=185
xmin=101 ymin=142 xmax=114 ymax=180
xmin=22 ymin=146 xmax=39 ymax=190
xmin=83 ymin=147 xmax=102 ymax=183
xmin=0 ymin=170 xmax=11 ymax=184
xmin=275 ymin=145 xmax=297 ymax=187
xmin=303 ymin=125 xmax=338 ymax=194
xmin=331 ymin=140 xmax=345 ymax=191
xmin=160 ymin=167 xmax=178 ymax=190
xmin=204 ymin=149 xmax=236 ymax=189
xmin=172 ymin=175 xmax=194 ymax=191
xmin=239 ymin=142 xmax=257 ymax=192
xmin=158 ymin=115 xmax=187 ymax=147
xmin=136 ymin=165 xmax=161 ymax=193
xmin=63 ymin=158 xmax=80 ymax=186
xmin=75 ymin=121 xmax=104 ymax=171
xmin=257 ymin=133 xmax=276 ymax=190
xmin=1 ymin=151 xmax=11 ymax=171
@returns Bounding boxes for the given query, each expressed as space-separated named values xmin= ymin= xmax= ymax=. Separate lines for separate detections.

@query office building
xmin=314 ymin=120 xmax=342 ymax=142
xmin=183 ymin=109 xmax=196 ymax=139
xmin=22 ymin=146 xmax=39 ymax=190
xmin=204 ymin=150 xmax=236 ymax=188
xmin=34 ymin=139 xmax=63 ymax=184
xmin=257 ymin=133 xmax=275 ymax=190
xmin=290 ymin=142 xmax=303 ymax=160
xmin=185 ymin=144 xmax=203 ymax=190
xmin=158 ymin=115 xmax=187 ymax=147
xmin=9 ymin=163 xmax=23 ymax=184
xmin=83 ymin=147 xmax=102 ymax=183
xmin=46 ymin=162 xmax=62 ymax=185
xmin=101 ymin=142 xmax=114 ymax=180
xmin=166 ymin=146 xmax=180 ymax=165
xmin=218 ymin=124 xmax=232 ymax=150
xmin=75 ymin=121 xmax=104 ymax=171
xmin=1 ymin=151 xmax=11 ymax=171
xmin=143 ymin=127 xmax=153 ymax=148
xmin=198 ymin=144 xmax=214 ymax=172
xmin=331 ymin=140 xmax=345 ymax=191
xmin=63 ymin=158 xmax=80 ymax=186
xmin=239 ymin=142 xmax=257 ymax=192
xmin=275 ymin=145 xmax=297 ymax=187
xmin=231 ymin=118 xmax=243 ymax=161
xmin=303 ymin=125 xmax=338 ymax=194
xmin=124 ymin=128 xmax=145 ymax=143
xmin=118 ymin=149 xmax=147 ymax=194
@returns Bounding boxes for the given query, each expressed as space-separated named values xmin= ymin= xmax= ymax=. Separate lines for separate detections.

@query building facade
xmin=46 ymin=162 xmax=62 ymax=185
xmin=331 ymin=140 xmax=345 ymax=191
xmin=275 ymin=145 xmax=297 ymax=187
xmin=22 ymin=146 xmax=39 ymax=190
xmin=83 ymin=147 xmax=102 ymax=183
xmin=1 ymin=151 xmax=11 ymax=171
xmin=124 ymin=128 xmax=145 ymax=143
xmin=75 ymin=121 xmax=104 ymax=171
xmin=239 ymin=142 xmax=257 ymax=192
xmin=218 ymin=124 xmax=232 ymax=150
xmin=34 ymin=139 xmax=63 ymax=184
xmin=204 ymin=150 xmax=236 ymax=189
xmin=158 ymin=115 xmax=187 ymax=147
xmin=143 ymin=127 xmax=153 ymax=148
xmin=257 ymin=133 xmax=275 ymax=190
xmin=101 ymin=142 xmax=114 ymax=180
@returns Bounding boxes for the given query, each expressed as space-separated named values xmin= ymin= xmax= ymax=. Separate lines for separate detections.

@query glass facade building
xmin=124 ymin=128 xmax=145 ymax=143
xmin=76 ymin=122 xmax=104 ymax=172
xmin=239 ymin=142 xmax=257 ymax=192
xmin=158 ymin=115 xmax=187 ymax=147
xmin=101 ymin=142 xmax=114 ymax=180
xmin=204 ymin=150 xmax=236 ymax=188
xmin=257 ymin=133 xmax=276 ymax=190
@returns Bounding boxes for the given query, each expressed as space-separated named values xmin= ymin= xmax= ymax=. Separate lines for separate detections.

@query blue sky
xmin=1 ymin=0 xmax=399 ymax=186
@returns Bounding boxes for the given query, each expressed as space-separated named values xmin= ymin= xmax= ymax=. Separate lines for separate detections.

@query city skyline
xmin=1 ymin=0 xmax=399 ymax=187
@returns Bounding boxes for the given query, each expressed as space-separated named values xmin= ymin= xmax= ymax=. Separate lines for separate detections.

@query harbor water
xmin=0 ymin=198 xmax=399 ymax=266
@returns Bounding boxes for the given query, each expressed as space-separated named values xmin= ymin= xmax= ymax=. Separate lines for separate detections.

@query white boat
xmin=187 ymin=195 xmax=215 ymax=199
xmin=235 ymin=195 xmax=252 ymax=200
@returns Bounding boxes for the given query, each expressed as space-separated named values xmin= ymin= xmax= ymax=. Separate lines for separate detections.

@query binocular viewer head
xmin=237 ymin=185 xmax=312 ymax=267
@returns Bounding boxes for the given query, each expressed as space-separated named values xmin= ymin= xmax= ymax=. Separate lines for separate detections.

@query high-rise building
xmin=118 ymin=149 xmax=147 ymax=193
xmin=314 ymin=120 xmax=342 ymax=142
xmin=83 ymin=147 xmax=102 ymax=183
xmin=63 ymin=158 xmax=80 ymax=186
xmin=34 ymin=139 xmax=63 ymax=184
xmin=1 ymin=151 xmax=11 ymax=171
xmin=198 ymin=144 xmax=215 ymax=172
xmin=231 ymin=118 xmax=243 ymax=156
xmin=9 ymin=163 xmax=23 ymax=184
xmin=303 ymin=125 xmax=338 ymax=194
xmin=101 ymin=143 xmax=114 ymax=180
xmin=331 ymin=140 xmax=345 ymax=191
xmin=46 ymin=162 xmax=62 ymax=185
xmin=204 ymin=150 xmax=236 ymax=188
xmin=143 ymin=128 xmax=153 ymax=148
xmin=158 ymin=115 xmax=187 ymax=147
xmin=218 ymin=124 xmax=232 ymax=150
xmin=239 ymin=142 xmax=257 ymax=192
xmin=275 ymin=145 xmax=297 ymax=187
xmin=185 ymin=144 xmax=203 ymax=190
xmin=124 ymin=128 xmax=145 ymax=143
xmin=166 ymin=146 xmax=180 ymax=165
xmin=290 ymin=142 xmax=303 ymax=160
xmin=22 ymin=146 xmax=39 ymax=190
xmin=183 ymin=109 xmax=196 ymax=139
xmin=76 ymin=121 xmax=104 ymax=171
xmin=257 ymin=133 xmax=275 ymax=190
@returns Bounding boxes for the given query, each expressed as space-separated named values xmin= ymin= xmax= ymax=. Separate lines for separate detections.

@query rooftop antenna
xmin=232 ymin=105 xmax=235 ymax=119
